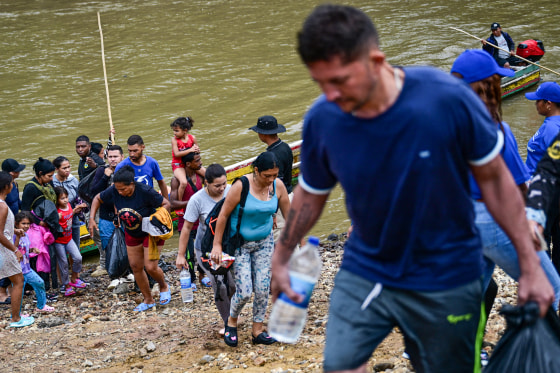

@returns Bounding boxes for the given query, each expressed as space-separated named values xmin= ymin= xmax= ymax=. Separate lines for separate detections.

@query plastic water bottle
xmin=180 ymin=269 xmax=193 ymax=303
xmin=269 ymin=236 xmax=322 ymax=343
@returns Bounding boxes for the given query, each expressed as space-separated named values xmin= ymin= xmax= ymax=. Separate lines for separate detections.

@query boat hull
xmin=501 ymin=64 xmax=541 ymax=98
xmin=225 ymin=140 xmax=302 ymax=185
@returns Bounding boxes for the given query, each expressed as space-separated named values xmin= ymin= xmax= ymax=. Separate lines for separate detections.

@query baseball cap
xmin=1 ymin=159 xmax=26 ymax=173
xmin=451 ymin=49 xmax=515 ymax=84
xmin=491 ymin=22 xmax=500 ymax=30
xmin=525 ymin=82 xmax=560 ymax=102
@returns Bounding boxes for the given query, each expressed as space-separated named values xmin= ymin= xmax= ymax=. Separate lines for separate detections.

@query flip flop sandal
xmin=9 ymin=316 xmax=35 ymax=328
xmin=36 ymin=305 xmax=55 ymax=312
xmin=159 ymin=290 xmax=171 ymax=305
xmin=224 ymin=322 xmax=238 ymax=347
xmin=133 ymin=302 xmax=156 ymax=312
xmin=252 ymin=331 xmax=277 ymax=345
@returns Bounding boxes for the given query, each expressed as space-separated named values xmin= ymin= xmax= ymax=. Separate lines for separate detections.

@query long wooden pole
xmin=97 ymin=12 xmax=115 ymax=144
xmin=450 ymin=26 xmax=560 ymax=77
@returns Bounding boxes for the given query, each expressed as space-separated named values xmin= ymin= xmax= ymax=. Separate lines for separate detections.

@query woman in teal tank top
xmin=212 ymin=152 xmax=291 ymax=347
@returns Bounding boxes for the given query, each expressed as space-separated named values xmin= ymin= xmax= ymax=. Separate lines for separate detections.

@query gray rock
xmin=145 ymin=341 xmax=156 ymax=352
xmin=327 ymin=233 xmax=338 ymax=241
xmin=199 ymin=355 xmax=215 ymax=364
xmin=138 ymin=348 xmax=148 ymax=357
xmin=82 ymin=360 xmax=93 ymax=367
xmin=113 ymin=283 xmax=130 ymax=294
xmin=37 ymin=317 xmax=68 ymax=328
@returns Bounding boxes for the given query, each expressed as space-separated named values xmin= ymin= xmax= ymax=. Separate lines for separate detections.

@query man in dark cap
xmin=250 ymin=116 xmax=293 ymax=194
xmin=1 ymin=158 xmax=25 ymax=215
xmin=482 ymin=22 xmax=516 ymax=68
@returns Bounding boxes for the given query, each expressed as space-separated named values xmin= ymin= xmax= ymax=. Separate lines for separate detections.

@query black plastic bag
xmin=105 ymin=228 xmax=129 ymax=278
xmin=485 ymin=302 xmax=560 ymax=373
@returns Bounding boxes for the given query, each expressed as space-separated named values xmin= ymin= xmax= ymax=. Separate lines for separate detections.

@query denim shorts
xmin=323 ymin=269 xmax=484 ymax=373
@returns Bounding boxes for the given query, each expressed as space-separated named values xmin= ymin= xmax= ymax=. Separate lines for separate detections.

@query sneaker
xmin=69 ymin=279 xmax=87 ymax=289
xmin=91 ymin=267 xmax=108 ymax=277
xmin=108 ymin=279 xmax=121 ymax=290
xmin=46 ymin=293 xmax=58 ymax=302
xmin=64 ymin=287 xmax=76 ymax=297
xmin=123 ymin=273 xmax=135 ymax=283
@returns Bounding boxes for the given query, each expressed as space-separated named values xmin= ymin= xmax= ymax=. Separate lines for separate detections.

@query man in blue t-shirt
xmin=115 ymin=135 xmax=169 ymax=200
xmin=271 ymin=5 xmax=553 ymax=373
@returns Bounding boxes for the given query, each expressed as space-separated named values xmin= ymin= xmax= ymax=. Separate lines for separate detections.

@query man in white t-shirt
xmin=482 ymin=22 xmax=516 ymax=68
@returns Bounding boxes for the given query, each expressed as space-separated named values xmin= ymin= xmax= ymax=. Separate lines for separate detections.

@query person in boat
xmin=451 ymin=49 xmax=560 ymax=313
xmin=89 ymin=145 xmax=126 ymax=281
xmin=482 ymin=22 xmax=516 ymax=68
xmin=249 ymin=115 xmax=293 ymax=240
xmin=524 ymin=82 xmax=560 ymax=275
xmin=115 ymin=135 xmax=169 ymax=200
xmin=89 ymin=165 xmax=171 ymax=311
xmin=271 ymin=5 xmax=553 ymax=373
xmin=169 ymin=152 xmax=207 ymax=288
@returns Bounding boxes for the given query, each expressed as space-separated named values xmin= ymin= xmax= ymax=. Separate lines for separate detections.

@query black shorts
xmin=323 ymin=269 xmax=484 ymax=373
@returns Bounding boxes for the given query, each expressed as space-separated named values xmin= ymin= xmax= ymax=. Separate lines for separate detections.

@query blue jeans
xmin=474 ymin=201 xmax=560 ymax=310
xmin=23 ymin=270 xmax=46 ymax=310
xmin=99 ymin=218 xmax=116 ymax=251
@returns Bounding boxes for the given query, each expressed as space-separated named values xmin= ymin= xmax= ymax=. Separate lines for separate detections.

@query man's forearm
xmin=276 ymin=187 xmax=329 ymax=263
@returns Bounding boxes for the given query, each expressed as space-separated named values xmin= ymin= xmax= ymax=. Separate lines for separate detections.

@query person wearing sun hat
xmin=525 ymin=82 xmax=560 ymax=175
xmin=452 ymin=50 xmax=560 ymax=340
xmin=1 ymin=159 xmax=26 ymax=216
xmin=249 ymin=116 xmax=294 ymax=241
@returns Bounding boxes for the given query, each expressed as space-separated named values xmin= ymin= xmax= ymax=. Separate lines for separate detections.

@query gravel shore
xmin=0 ymin=235 xmax=515 ymax=372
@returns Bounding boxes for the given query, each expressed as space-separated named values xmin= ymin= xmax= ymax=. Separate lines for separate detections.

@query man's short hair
xmin=107 ymin=145 xmax=123 ymax=154
xmin=76 ymin=135 xmax=90 ymax=144
xmin=297 ymin=4 xmax=379 ymax=65
xmin=90 ymin=142 xmax=103 ymax=155
xmin=127 ymin=135 xmax=144 ymax=146
xmin=182 ymin=152 xmax=200 ymax=164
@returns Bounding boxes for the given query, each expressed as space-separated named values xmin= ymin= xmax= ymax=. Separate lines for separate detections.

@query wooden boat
xmin=79 ymin=222 xmax=98 ymax=255
xmin=501 ymin=64 xmax=541 ymax=98
xmin=225 ymin=140 xmax=302 ymax=185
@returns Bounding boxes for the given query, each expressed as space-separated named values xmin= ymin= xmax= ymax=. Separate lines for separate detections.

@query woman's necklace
xmin=252 ymin=174 xmax=269 ymax=196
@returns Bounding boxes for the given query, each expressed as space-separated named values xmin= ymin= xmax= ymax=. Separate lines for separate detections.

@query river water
xmin=1 ymin=0 xmax=560 ymax=247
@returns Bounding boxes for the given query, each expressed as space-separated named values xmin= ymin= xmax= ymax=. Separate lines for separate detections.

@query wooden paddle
xmin=450 ymin=27 xmax=560 ymax=77
xmin=97 ymin=12 xmax=115 ymax=145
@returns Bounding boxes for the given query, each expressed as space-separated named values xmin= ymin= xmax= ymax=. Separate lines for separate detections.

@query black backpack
xmin=200 ymin=176 xmax=249 ymax=276
xmin=78 ymin=166 xmax=106 ymax=204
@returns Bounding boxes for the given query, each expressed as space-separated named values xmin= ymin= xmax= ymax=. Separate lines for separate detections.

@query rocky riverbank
xmin=0 ymin=235 xmax=515 ymax=373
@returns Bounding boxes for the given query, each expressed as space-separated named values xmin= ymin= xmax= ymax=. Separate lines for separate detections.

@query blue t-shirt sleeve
xmin=149 ymin=158 xmax=164 ymax=181
xmin=501 ymin=122 xmax=530 ymax=185
xmin=299 ymin=99 xmax=337 ymax=194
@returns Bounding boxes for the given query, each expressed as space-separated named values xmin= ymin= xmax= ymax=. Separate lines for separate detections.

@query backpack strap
xmin=185 ymin=174 xmax=199 ymax=193
xmin=234 ymin=176 xmax=250 ymax=237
